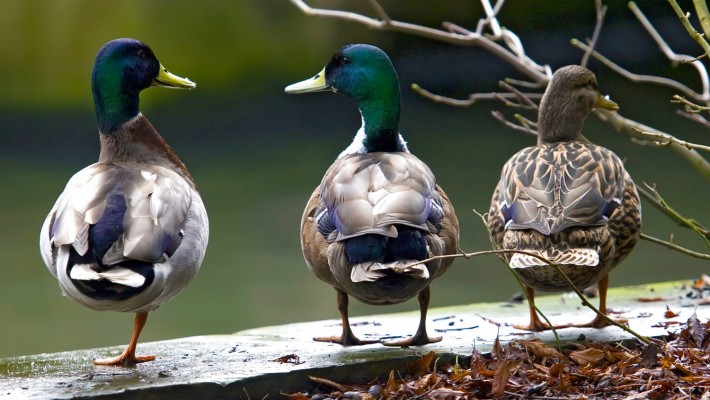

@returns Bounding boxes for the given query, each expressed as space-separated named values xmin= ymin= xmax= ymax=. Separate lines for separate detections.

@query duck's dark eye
xmin=137 ymin=49 xmax=146 ymax=58
xmin=334 ymin=54 xmax=350 ymax=66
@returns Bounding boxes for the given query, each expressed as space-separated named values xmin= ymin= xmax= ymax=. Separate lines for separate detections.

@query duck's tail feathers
xmin=350 ymin=260 xmax=429 ymax=283
xmin=509 ymin=248 xmax=599 ymax=269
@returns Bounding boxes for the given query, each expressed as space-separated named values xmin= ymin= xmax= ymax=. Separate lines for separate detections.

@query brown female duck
xmin=487 ymin=65 xmax=641 ymax=331
xmin=286 ymin=44 xmax=459 ymax=346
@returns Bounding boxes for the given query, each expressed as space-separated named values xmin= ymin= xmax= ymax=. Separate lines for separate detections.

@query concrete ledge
xmin=1 ymin=280 xmax=706 ymax=399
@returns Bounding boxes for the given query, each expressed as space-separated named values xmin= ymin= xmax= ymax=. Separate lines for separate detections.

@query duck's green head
xmin=285 ymin=44 xmax=399 ymax=101
xmin=92 ymin=38 xmax=195 ymax=134
xmin=286 ymin=44 xmax=402 ymax=151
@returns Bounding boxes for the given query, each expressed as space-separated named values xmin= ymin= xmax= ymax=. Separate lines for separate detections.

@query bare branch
xmin=668 ymin=0 xmax=710 ymax=62
xmin=640 ymin=233 xmax=710 ymax=260
xmin=672 ymin=94 xmax=710 ymax=113
xmin=594 ymin=109 xmax=710 ymax=180
xmin=514 ymin=114 xmax=537 ymax=130
xmin=636 ymin=128 xmax=710 ymax=153
xmin=677 ymin=110 xmax=710 ymax=127
xmin=492 ymin=111 xmax=537 ymax=136
xmin=642 ymin=183 xmax=710 ymax=246
xmin=499 ymin=81 xmax=539 ymax=109
xmin=629 ymin=1 xmax=710 ymax=100
xmin=503 ymin=77 xmax=546 ymax=89
xmin=288 ymin=0 xmax=550 ymax=83
xmin=480 ymin=0 xmax=503 ymax=37
xmin=410 ymin=83 xmax=542 ymax=108
xmin=571 ymin=39 xmax=706 ymax=102
xmin=581 ymin=0 xmax=608 ymax=68
xmin=365 ymin=0 xmax=391 ymax=23
xmin=693 ymin=0 xmax=710 ymax=38
xmin=404 ymin=246 xmax=652 ymax=345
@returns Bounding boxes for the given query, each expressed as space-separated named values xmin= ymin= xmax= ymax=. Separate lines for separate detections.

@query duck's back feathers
xmin=40 ymin=161 xmax=207 ymax=312
xmin=319 ymin=152 xmax=442 ymax=241
xmin=301 ymin=152 xmax=458 ymax=304
xmin=497 ymin=141 xmax=625 ymax=236
xmin=488 ymin=141 xmax=640 ymax=291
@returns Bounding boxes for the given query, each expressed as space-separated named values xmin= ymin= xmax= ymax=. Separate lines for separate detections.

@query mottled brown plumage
xmin=487 ymin=65 xmax=641 ymax=331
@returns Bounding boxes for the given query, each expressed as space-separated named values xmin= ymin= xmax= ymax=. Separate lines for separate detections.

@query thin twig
xmin=288 ymin=0 xmax=550 ymax=83
xmin=492 ymin=111 xmax=538 ymax=136
xmin=471 ymin=210 xmax=563 ymax=347
xmin=693 ymin=0 xmax=710 ymax=38
xmin=404 ymin=248 xmax=652 ymax=345
xmin=593 ymin=108 xmax=710 ymax=180
xmin=629 ymin=1 xmax=710 ymax=100
xmin=410 ymin=83 xmax=542 ymax=107
xmin=503 ymin=78 xmax=547 ymax=89
xmin=642 ymin=183 xmax=710 ymax=246
xmin=635 ymin=129 xmax=710 ymax=153
xmin=668 ymin=0 xmax=710 ymax=63
xmin=514 ymin=114 xmax=538 ymax=130
xmin=308 ymin=376 xmax=349 ymax=391
xmin=499 ymin=81 xmax=539 ymax=108
xmin=581 ymin=0 xmax=608 ymax=68
xmin=571 ymin=39 xmax=706 ymax=103
xmin=640 ymin=233 xmax=710 ymax=259
xmin=676 ymin=110 xmax=710 ymax=127
xmin=672 ymin=94 xmax=710 ymax=113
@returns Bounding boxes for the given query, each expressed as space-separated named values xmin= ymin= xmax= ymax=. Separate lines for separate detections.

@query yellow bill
xmin=285 ymin=67 xmax=329 ymax=94
xmin=595 ymin=93 xmax=618 ymax=111
xmin=152 ymin=64 xmax=196 ymax=89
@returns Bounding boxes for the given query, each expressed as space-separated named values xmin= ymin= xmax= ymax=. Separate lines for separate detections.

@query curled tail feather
xmin=350 ymin=260 xmax=429 ymax=283
xmin=509 ymin=248 xmax=599 ymax=269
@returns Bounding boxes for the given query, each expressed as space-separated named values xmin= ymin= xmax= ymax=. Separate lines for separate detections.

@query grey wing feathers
xmin=42 ymin=163 xmax=192 ymax=271
xmin=499 ymin=142 xmax=625 ymax=235
xmin=319 ymin=153 xmax=439 ymax=241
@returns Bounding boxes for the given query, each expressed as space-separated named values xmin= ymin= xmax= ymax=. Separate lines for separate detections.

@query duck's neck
xmin=537 ymin=94 xmax=586 ymax=144
xmin=358 ymin=85 xmax=403 ymax=153
xmin=98 ymin=115 xmax=196 ymax=187
xmin=92 ymin=72 xmax=141 ymax=134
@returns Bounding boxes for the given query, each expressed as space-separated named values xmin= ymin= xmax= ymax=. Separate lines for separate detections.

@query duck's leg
xmin=514 ymin=286 xmax=571 ymax=331
xmin=314 ymin=288 xmax=380 ymax=346
xmin=384 ymin=286 xmax=442 ymax=346
xmin=574 ymin=275 xmax=612 ymax=328
xmin=94 ymin=312 xmax=156 ymax=366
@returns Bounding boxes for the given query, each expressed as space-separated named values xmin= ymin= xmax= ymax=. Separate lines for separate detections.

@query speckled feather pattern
xmin=301 ymin=152 xmax=459 ymax=305
xmin=488 ymin=141 xmax=641 ymax=292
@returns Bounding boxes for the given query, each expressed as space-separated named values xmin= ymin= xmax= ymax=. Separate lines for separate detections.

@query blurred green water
xmin=0 ymin=0 xmax=707 ymax=358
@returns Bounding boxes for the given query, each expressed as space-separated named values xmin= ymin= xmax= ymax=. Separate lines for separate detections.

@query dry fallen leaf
xmin=636 ymin=297 xmax=665 ymax=302
xmin=492 ymin=334 xmax=503 ymax=360
xmin=289 ymin=314 xmax=710 ymax=399
xmin=570 ymin=348 xmax=607 ymax=367
xmin=517 ymin=339 xmax=565 ymax=360
xmin=686 ymin=311 xmax=706 ymax=348
xmin=549 ymin=362 xmax=566 ymax=378
xmin=640 ymin=343 xmax=658 ymax=368
xmin=408 ymin=351 xmax=435 ymax=376
xmin=490 ymin=360 xmax=512 ymax=398
xmin=273 ymin=353 xmax=305 ymax=365
xmin=664 ymin=305 xmax=679 ymax=318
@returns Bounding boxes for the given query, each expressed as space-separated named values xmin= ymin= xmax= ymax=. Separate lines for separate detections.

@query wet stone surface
xmin=1 ymin=280 xmax=707 ymax=399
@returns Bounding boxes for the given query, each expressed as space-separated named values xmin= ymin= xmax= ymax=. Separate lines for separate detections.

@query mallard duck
xmin=39 ymin=38 xmax=208 ymax=366
xmin=487 ymin=65 xmax=641 ymax=331
xmin=285 ymin=44 xmax=459 ymax=346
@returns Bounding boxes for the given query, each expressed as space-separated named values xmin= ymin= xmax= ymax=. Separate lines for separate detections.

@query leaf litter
xmin=285 ymin=313 xmax=710 ymax=399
